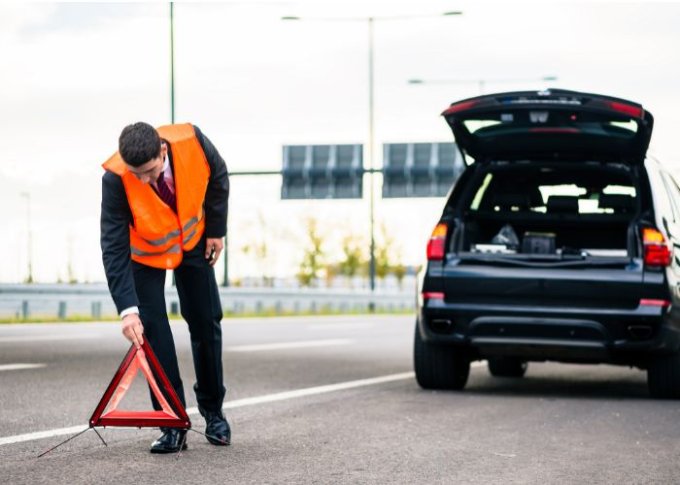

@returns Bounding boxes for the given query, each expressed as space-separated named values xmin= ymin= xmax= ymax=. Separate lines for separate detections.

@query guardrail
xmin=0 ymin=284 xmax=416 ymax=319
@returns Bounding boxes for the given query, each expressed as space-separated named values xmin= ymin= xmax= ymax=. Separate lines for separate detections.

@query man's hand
xmin=122 ymin=313 xmax=144 ymax=349
xmin=205 ymin=237 xmax=224 ymax=267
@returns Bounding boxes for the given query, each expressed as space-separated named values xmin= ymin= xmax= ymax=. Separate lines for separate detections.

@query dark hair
xmin=118 ymin=122 xmax=161 ymax=167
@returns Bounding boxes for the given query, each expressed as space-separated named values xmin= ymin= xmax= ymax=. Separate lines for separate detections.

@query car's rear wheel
xmin=647 ymin=351 xmax=680 ymax=399
xmin=414 ymin=322 xmax=470 ymax=390
xmin=488 ymin=357 xmax=528 ymax=378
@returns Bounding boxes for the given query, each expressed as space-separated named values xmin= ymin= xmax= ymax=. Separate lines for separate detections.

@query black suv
xmin=414 ymin=89 xmax=680 ymax=398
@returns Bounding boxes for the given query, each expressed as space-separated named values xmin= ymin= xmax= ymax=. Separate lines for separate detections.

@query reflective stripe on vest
xmin=183 ymin=215 xmax=200 ymax=232
xmin=131 ymin=244 xmax=182 ymax=258
xmin=143 ymin=229 xmax=181 ymax=247
xmin=182 ymin=229 xmax=197 ymax=245
xmin=139 ymin=214 xmax=201 ymax=247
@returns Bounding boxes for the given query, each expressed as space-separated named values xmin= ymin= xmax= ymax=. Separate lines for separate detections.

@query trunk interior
xmin=450 ymin=162 xmax=642 ymax=262
xmin=458 ymin=212 xmax=634 ymax=256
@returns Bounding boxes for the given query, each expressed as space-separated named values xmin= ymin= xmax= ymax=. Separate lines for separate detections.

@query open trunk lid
xmin=442 ymin=89 xmax=654 ymax=165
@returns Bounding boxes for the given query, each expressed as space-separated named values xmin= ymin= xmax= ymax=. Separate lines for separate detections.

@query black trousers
xmin=132 ymin=238 xmax=226 ymax=416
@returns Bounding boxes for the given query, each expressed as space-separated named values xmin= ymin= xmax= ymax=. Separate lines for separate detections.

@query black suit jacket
xmin=100 ymin=125 xmax=229 ymax=313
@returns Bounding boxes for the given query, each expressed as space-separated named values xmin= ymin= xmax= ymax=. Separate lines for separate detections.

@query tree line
xmin=241 ymin=216 xmax=409 ymax=288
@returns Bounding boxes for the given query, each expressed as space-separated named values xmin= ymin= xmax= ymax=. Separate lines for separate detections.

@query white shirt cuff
xmin=120 ymin=306 xmax=140 ymax=319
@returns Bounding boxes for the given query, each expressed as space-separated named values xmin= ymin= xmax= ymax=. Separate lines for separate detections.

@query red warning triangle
xmin=89 ymin=341 xmax=191 ymax=429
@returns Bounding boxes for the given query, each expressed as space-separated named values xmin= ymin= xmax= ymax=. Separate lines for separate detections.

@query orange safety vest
xmin=102 ymin=123 xmax=210 ymax=269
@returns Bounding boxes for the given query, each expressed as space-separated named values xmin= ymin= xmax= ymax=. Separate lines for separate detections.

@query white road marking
xmin=0 ymin=361 xmax=487 ymax=447
xmin=0 ymin=425 xmax=88 ymax=447
xmin=493 ymin=452 xmax=517 ymax=458
xmin=0 ymin=363 xmax=46 ymax=371
xmin=226 ymin=339 xmax=352 ymax=352
xmin=0 ymin=335 xmax=100 ymax=343
xmin=307 ymin=323 xmax=374 ymax=331
xmin=189 ymin=371 xmax=415 ymax=414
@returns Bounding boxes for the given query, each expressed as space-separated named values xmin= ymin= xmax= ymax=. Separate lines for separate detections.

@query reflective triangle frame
xmin=89 ymin=340 xmax=191 ymax=429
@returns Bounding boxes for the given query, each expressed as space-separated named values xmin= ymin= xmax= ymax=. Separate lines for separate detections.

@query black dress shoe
xmin=150 ymin=428 xmax=187 ymax=454
xmin=204 ymin=411 xmax=231 ymax=446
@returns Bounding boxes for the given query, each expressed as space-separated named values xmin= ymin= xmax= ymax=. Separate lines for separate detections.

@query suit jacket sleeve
xmin=194 ymin=125 xmax=229 ymax=238
xmin=100 ymin=171 xmax=139 ymax=313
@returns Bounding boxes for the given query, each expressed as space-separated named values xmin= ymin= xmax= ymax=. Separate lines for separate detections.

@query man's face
xmin=127 ymin=143 xmax=167 ymax=185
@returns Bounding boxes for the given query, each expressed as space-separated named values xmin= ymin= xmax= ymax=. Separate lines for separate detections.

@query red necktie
xmin=156 ymin=171 xmax=176 ymax=211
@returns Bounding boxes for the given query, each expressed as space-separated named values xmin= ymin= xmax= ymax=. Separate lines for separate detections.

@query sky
xmin=1 ymin=0 xmax=680 ymax=284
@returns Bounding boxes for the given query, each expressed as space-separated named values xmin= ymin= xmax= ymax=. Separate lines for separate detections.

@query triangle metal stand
xmin=37 ymin=426 xmax=106 ymax=458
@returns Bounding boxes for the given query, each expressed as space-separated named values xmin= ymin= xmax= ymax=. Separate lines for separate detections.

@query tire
xmin=413 ymin=322 xmax=470 ymax=390
xmin=487 ymin=357 xmax=528 ymax=378
xmin=648 ymin=351 xmax=680 ymax=399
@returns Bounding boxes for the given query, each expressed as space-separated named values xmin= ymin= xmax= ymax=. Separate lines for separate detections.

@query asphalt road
xmin=1 ymin=315 xmax=679 ymax=484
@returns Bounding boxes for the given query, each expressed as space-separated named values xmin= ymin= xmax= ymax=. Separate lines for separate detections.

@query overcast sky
xmin=1 ymin=0 xmax=679 ymax=284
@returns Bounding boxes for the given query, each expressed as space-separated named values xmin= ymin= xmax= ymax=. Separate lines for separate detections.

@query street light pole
xmin=170 ymin=2 xmax=175 ymax=124
xmin=20 ymin=192 xmax=33 ymax=284
xmin=367 ymin=17 xmax=376 ymax=308
xmin=169 ymin=2 xmax=177 ymax=288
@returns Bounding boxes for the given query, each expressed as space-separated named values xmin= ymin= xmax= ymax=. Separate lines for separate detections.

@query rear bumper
xmin=419 ymin=300 xmax=680 ymax=364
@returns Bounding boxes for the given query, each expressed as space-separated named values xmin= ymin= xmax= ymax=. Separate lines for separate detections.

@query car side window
xmin=647 ymin=165 xmax=675 ymax=223
xmin=667 ymin=174 xmax=680 ymax=210
xmin=660 ymin=172 xmax=679 ymax=223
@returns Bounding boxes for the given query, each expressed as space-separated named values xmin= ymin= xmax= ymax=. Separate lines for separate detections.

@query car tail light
xmin=642 ymin=227 xmax=671 ymax=267
xmin=608 ymin=101 xmax=643 ymax=119
xmin=422 ymin=292 xmax=444 ymax=301
xmin=640 ymin=299 xmax=671 ymax=308
xmin=427 ymin=223 xmax=448 ymax=261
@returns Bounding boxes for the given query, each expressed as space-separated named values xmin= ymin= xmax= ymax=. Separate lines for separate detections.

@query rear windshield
xmin=467 ymin=164 xmax=637 ymax=215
